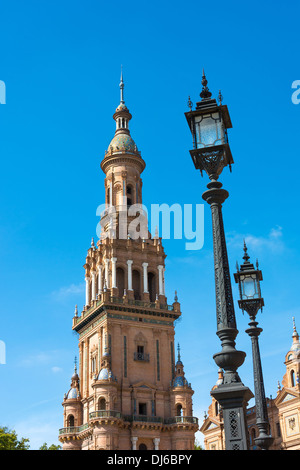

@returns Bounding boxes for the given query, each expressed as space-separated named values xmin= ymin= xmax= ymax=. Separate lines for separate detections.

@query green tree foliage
xmin=39 ymin=443 xmax=62 ymax=450
xmin=194 ymin=439 xmax=203 ymax=450
xmin=0 ymin=426 xmax=30 ymax=450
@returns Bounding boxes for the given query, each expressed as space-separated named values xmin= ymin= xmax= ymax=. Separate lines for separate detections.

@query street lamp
xmin=234 ymin=242 xmax=273 ymax=450
xmin=185 ymin=71 xmax=253 ymax=450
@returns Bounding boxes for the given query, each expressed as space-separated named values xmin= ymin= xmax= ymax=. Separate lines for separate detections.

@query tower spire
xmin=177 ymin=343 xmax=181 ymax=362
xmin=120 ymin=65 xmax=124 ymax=104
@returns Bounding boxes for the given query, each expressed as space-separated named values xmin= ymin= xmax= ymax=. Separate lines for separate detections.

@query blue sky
xmin=0 ymin=0 xmax=299 ymax=449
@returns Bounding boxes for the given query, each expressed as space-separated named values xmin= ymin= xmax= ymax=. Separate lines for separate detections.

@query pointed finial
xmin=91 ymin=237 xmax=95 ymax=248
xmin=74 ymin=305 xmax=78 ymax=317
xmin=292 ymin=317 xmax=298 ymax=338
xmin=74 ymin=356 xmax=77 ymax=373
xmin=277 ymin=380 xmax=281 ymax=391
xmin=174 ymin=290 xmax=178 ymax=302
xmin=218 ymin=89 xmax=223 ymax=105
xmin=256 ymin=259 xmax=259 ymax=269
xmin=243 ymin=240 xmax=250 ymax=263
xmin=187 ymin=96 xmax=193 ymax=111
xmin=177 ymin=343 xmax=181 ymax=362
xmin=200 ymin=69 xmax=212 ymax=100
xmin=120 ymin=65 xmax=124 ymax=104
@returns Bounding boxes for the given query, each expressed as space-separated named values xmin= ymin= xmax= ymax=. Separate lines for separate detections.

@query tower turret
xmin=60 ymin=359 xmax=84 ymax=449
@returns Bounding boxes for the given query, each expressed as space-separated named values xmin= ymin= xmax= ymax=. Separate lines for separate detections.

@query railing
xmin=165 ymin=416 xmax=199 ymax=425
xmin=74 ymin=297 xmax=176 ymax=325
xmin=123 ymin=415 xmax=164 ymax=424
xmin=89 ymin=410 xmax=122 ymax=420
xmin=59 ymin=415 xmax=198 ymax=435
xmin=59 ymin=423 xmax=89 ymax=435
xmin=133 ymin=352 xmax=150 ymax=362
xmin=114 ymin=297 xmax=174 ymax=311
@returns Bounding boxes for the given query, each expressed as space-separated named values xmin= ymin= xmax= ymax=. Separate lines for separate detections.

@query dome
xmin=97 ymin=367 xmax=116 ymax=381
xmin=108 ymin=133 xmax=138 ymax=154
xmin=173 ymin=376 xmax=187 ymax=388
xmin=115 ymin=103 xmax=129 ymax=112
xmin=66 ymin=387 xmax=79 ymax=399
xmin=291 ymin=342 xmax=300 ymax=353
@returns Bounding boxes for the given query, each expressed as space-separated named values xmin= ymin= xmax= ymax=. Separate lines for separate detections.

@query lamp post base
xmin=211 ymin=382 xmax=253 ymax=450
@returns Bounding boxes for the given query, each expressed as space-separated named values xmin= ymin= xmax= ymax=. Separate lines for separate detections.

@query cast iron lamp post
xmin=234 ymin=242 xmax=273 ymax=450
xmin=185 ymin=71 xmax=253 ymax=450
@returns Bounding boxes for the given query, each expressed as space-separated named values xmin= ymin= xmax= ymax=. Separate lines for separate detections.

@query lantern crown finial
xmin=243 ymin=240 xmax=250 ymax=264
xmin=200 ymin=69 xmax=212 ymax=100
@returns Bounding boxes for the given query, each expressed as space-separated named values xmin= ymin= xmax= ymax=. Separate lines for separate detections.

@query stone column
xmin=111 ymin=258 xmax=117 ymax=289
xmin=91 ymin=271 xmax=96 ymax=301
xmin=153 ymin=438 xmax=160 ymax=450
xmin=142 ymin=262 xmax=148 ymax=293
xmin=131 ymin=437 xmax=138 ymax=450
xmin=127 ymin=260 xmax=133 ymax=291
xmin=85 ymin=276 xmax=90 ymax=307
xmin=158 ymin=265 xmax=164 ymax=296
xmin=104 ymin=259 xmax=109 ymax=288
xmin=97 ymin=265 xmax=103 ymax=295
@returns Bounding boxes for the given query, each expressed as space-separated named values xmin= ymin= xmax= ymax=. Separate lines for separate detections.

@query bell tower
xmin=59 ymin=74 xmax=198 ymax=450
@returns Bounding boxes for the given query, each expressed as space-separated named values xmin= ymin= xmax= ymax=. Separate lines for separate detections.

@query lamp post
xmin=234 ymin=242 xmax=273 ymax=450
xmin=185 ymin=71 xmax=253 ymax=450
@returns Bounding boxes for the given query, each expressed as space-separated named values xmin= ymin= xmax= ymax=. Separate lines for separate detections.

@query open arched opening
xmin=67 ymin=414 xmax=75 ymax=427
xmin=291 ymin=369 xmax=295 ymax=387
xmin=139 ymin=443 xmax=147 ymax=450
xmin=116 ymin=267 xmax=125 ymax=297
xmin=148 ymin=272 xmax=156 ymax=302
xmin=127 ymin=185 xmax=133 ymax=208
xmin=132 ymin=270 xmax=141 ymax=300
xmin=98 ymin=398 xmax=106 ymax=410
xmin=176 ymin=404 xmax=183 ymax=416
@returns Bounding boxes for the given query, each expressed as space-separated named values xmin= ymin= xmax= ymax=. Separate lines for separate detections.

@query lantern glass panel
xmin=240 ymin=274 xmax=259 ymax=300
xmin=195 ymin=112 xmax=224 ymax=149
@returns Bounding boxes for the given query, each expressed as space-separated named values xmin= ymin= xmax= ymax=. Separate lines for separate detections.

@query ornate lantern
xmin=185 ymin=71 xmax=233 ymax=180
xmin=234 ymin=241 xmax=264 ymax=317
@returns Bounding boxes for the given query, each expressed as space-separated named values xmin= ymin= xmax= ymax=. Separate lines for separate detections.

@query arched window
xmin=148 ymin=272 xmax=156 ymax=302
xmin=127 ymin=185 xmax=133 ymax=207
xmin=176 ymin=404 xmax=183 ymax=416
xmin=67 ymin=415 xmax=75 ymax=427
xmin=215 ymin=401 xmax=219 ymax=416
xmin=291 ymin=370 xmax=295 ymax=387
xmin=116 ymin=267 xmax=125 ymax=297
xmin=98 ymin=398 xmax=106 ymax=410
xmin=139 ymin=444 xmax=147 ymax=450
xmin=132 ymin=270 xmax=141 ymax=300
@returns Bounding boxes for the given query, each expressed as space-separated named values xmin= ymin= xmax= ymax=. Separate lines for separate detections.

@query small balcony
xmin=58 ymin=423 xmax=89 ymax=436
xmin=165 ymin=416 xmax=199 ymax=425
xmin=133 ymin=352 xmax=150 ymax=362
xmin=89 ymin=410 xmax=122 ymax=420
